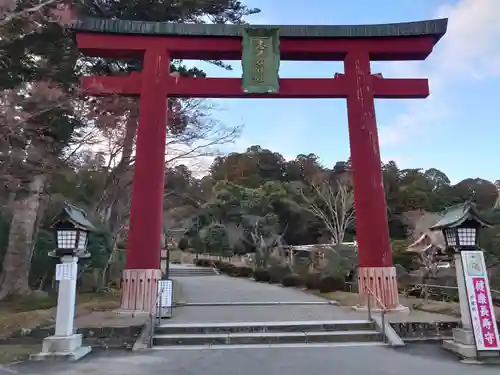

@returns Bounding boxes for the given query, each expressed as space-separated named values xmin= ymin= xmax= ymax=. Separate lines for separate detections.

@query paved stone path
xmin=7 ymin=344 xmax=500 ymax=375
xmin=169 ymin=268 xmax=458 ymax=323
xmin=169 ymin=273 xmax=358 ymax=323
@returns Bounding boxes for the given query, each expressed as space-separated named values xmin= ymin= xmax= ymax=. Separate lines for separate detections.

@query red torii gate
xmin=73 ymin=17 xmax=447 ymax=313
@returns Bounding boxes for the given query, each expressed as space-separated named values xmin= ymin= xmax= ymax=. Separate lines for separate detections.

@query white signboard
xmin=461 ymin=251 xmax=500 ymax=351
xmin=55 ymin=262 xmax=77 ymax=281
xmin=157 ymin=279 xmax=173 ymax=308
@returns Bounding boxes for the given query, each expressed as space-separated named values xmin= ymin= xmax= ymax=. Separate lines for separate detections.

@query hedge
xmin=268 ymin=265 xmax=290 ymax=284
xmin=194 ymin=259 xmax=213 ymax=267
xmin=318 ymin=275 xmax=345 ymax=293
xmin=281 ymin=273 xmax=305 ymax=287
xmin=254 ymin=268 xmax=271 ymax=282
xmin=305 ymin=272 xmax=322 ymax=290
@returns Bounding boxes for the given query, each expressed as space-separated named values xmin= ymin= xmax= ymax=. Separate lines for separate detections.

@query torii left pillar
xmin=120 ymin=46 xmax=169 ymax=313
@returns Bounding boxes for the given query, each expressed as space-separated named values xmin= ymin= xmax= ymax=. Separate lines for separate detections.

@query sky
xmin=184 ymin=0 xmax=500 ymax=184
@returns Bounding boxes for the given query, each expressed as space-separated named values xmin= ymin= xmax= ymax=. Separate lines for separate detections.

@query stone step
xmin=169 ymin=272 xmax=217 ymax=275
xmin=151 ymin=342 xmax=386 ymax=350
xmin=155 ymin=320 xmax=376 ymax=335
xmin=169 ymin=268 xmax=215 ymax=271
xmin=168 ymin=268 xmax=217 ymax=277
xmin=168 ymin=274 xmax=217 ymax=278
xmin=153 ymin=330 xmax=383 ymax=346
xmin=169 ymin=269 xmax=215 ymax=272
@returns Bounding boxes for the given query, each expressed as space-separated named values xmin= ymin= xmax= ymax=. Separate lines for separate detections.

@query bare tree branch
xmin=301 ymin=178 xmax=355 ymax=245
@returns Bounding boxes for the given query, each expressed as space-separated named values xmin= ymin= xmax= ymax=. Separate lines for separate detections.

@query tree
xmin=401 ymin=210 xmax=441 ymax=242
xmin=0 ymin=0 xmax=260 ymax=298
xmin=412 ymin=246 xmax=441 ymax=301
xmin=301 ymin=178 xmax=355 ymax=245
xmin=201 ymin=223 xmax=232 ymax=259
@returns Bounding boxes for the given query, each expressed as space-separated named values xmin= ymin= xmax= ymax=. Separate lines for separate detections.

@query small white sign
xmin=55 ymin=262 xmax=77 ymax=281
xmin=462 ymin=250 xmax=500 ymax=351
xmin=157 ymin=279 xmax=173 ymax=308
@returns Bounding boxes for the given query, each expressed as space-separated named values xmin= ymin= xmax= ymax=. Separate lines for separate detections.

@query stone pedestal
xmin=31 ymin=334 xmax=91 ymax=361
xmin=443 ymin=328 xmax=481 ymax=363
xmin=442 ymin=254 xmax=478 ymax=363
xmin=32 ymin=256 xmax=91 ymax=361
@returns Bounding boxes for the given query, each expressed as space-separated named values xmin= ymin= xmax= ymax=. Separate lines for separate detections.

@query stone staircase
xmin=152 ymin=320 xmax=386 ymax=349
xmin=168 ymin=266 xmax=217 ymax=277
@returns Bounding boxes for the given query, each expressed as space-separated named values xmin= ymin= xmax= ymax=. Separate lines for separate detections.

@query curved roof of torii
xmin=72 ymin=17 xmax=447 ymax=43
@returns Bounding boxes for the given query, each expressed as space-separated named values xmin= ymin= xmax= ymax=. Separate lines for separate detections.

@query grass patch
xmin=0 ymin=290 xmax=122 ymax=365
xmin=0 ymin=290 xmax=121 ymax=340
xmin=9 ymin=295 xmax=57 ymax=313
xmin=314 ymin=290 xmax=466 ymax=318
xmin=410 ymin=300 xmax=460 ymax=317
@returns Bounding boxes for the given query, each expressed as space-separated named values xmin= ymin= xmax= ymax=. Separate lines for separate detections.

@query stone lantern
xmin=430 ymin=201 xmax=498 ymax=363
xmin=32 ymin=203 xmax=95 ymax=362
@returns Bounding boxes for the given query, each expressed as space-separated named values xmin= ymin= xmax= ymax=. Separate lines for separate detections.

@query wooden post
xmin=344 ymin=49 xmax=406 ymax=312
xmin=120 ymin=46 xmax=169 ymax=312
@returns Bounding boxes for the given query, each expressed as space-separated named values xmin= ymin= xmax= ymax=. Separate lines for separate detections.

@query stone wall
xmin=2 ymin=325 xmax=144 ymax=350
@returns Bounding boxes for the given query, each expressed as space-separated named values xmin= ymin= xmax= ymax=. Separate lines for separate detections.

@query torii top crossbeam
xmin=74 ymin=17 xmax=447 ymax=61
xmin=73 ymin=18 xmax=447 ymax=99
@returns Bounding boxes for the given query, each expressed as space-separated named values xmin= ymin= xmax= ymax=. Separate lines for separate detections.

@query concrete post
xmin=441 ymin=253 xmax=479 ymax=362
xmin=31 ymin=255 xmax=91 ymax=361
xmin=455 ymin=253 xmax=472 ymax=330
xmin=55 ymin=256 xmax=78 ymax=336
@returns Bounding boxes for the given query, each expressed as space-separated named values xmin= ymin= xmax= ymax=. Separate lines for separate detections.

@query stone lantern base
xmin=442 ymin=328 xmax=479 ymax=363
xmin=30 ymin=334 xmax=91 ymax=362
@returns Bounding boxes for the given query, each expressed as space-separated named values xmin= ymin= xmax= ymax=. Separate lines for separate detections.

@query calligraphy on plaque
xmin=242 ymin=27 xmax=280 ymax=94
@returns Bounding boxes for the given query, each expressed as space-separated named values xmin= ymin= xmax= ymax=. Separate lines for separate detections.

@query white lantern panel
xmin=57 ymin=230 xmax=77 ymax=249
xmin=77 ymin=231 xmax=87 ymax=250
xmin=444 ymin=228 xmax=457 ymax=247
xmin=457 ymin=227 xmax=476 ymax=247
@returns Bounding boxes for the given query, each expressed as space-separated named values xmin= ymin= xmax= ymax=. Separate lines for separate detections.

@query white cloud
xmin=435 ymin=0 xmax=500 ymax=79
xmin=378 ymin=0 xmax=500 ymax=147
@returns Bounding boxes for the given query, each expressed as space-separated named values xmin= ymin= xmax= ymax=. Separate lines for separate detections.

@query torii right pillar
xmin=345 ymin=50 xmax=408 ymax=313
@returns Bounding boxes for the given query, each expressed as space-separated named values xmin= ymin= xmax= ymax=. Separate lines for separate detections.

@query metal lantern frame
xmin=54 ymin=223 xmax=89 ymax=251
xmin=441 ymin=221 xmax=481 ymax=250
xmin=50 ymin=202 xmax=96 ymax=257
xmin=430 ymin=201 xmax=492 ymax=252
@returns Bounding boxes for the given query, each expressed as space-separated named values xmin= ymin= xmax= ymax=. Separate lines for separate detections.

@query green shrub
xmin=268 ymin=265 xmax=290 ymax=284
xmin=223 ymin=264 xmax=237 ymax=274
xmin=281 ymin=273 xmax=305 ymax=288
xmin=227 ymin=265 xmax=241 ymax=276
xmin=195 ymin=259 xmax=213 ymax=267
xmin=214 ymin=261 xmax=232 ymax=272
xmin=178 ymin=236 xmax=189 ymax=251
xmin=231 ymin=266 xmax=253 ymax=277
xmin=319 ymin=275 xmax=345 ymax=293
xmin=305 ymin=273 xmax=322 ymax=290
xmin=392 ymin=252 xmax=417 ymax=271
xmin=253 ymin=268 xmax=271 ymax=282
